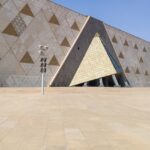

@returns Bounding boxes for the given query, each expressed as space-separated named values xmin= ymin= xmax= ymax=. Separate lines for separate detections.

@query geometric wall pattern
xmin=49 ymin=55 xmax=59 ymax=66
xmin=136 ymin=68 xmax=140 ymax=74
xmin=71 ymin=21 xmax=80 ymax=31
xmin=105 ymin=24 xmax=150 ymax=87
xmin=11 ymin=14 xmax=27 ymax=36
xmin=61 ymin=37 xmax=70 ymax=47
xmin=124 ymin=40 xmax=129 ymax=46
xmin=20 ymin=52 xmax=34 ymax=64
xmin=49 ymin=14 xmax=60 ymax=25
xmin=20 ymin=4 xmax=34 ymax=17
xmin=0 ymin=0 xmax=150 ymax=87
xmin=119 ymin=52 xmax=124 ymax=59
xmin=112 ymin=36 xmax=118 ymax=43
xmin=134 ymin=44 xmax=138 ymax=50
xmin=0 ymin=0 xmax=87 ymax=87
xmin=139 ymin=57 xmax=144 ymax=63
xmin=125 ymin=67 xmax=130 ymax=73
xmin=2 ymin=23 xmax=18 ymax=36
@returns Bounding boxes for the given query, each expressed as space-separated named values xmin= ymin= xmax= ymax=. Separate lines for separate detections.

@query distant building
xmin=0 ymin=0 xmax=150 ymax=87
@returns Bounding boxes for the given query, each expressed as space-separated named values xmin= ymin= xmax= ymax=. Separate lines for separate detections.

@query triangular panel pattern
xmin=49 ymin=14 xmax=60 ymax=25
xmin=136 ymin=68 xmax=140 ymax=74
xmin=71 ymin=21 xmax=80 ymax=31
xmin=11 ymin=14 xmax=27 ymax=36
xmin=119 ymin=52 xmax=124 ymax=59
xmin=112 ymin=36 xmax=117 ymax=43
xmin=139 ymin=57 xmax=144 ymax=63
xmin=2 ymin=23 xmax=18 ymax=36
xmin=20 ymin=4 xmax=34 ymax=17
xmin=61 ymin=37 xmax=70 ymax=47
xmin=124 ymin=40 xmax=129 ymax=46
xmin=70 ymin=33 xmax=117 ymax=86
xmin=0 ymin=0 xmax=88 ymax=87
xmin=125 ymin=67 xmax=130 ymax=73
xmin=49 ymin=56 xmax=59 ymax=66
xmin=20 ymin=52 xmax=34 ymax=64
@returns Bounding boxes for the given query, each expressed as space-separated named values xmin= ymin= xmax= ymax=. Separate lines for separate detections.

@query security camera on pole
xmin=39 ymin=45 xmax=48 ymax=95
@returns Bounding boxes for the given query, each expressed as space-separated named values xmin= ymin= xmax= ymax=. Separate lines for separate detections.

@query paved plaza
xmin=0 ymin=88 xmax=150 ymax=150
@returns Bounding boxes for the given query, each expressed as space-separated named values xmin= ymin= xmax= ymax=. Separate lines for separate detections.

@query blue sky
xmin=54 ymin=0 xmax=150 ymax=41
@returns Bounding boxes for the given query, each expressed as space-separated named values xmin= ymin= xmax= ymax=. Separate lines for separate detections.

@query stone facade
xmin=0 ymin=0 xmax=149 ymax=87
xmin=105 ymin=24 xmax=150 ymax=86
xmin=0 ymin=0 xmax=87 ymax=87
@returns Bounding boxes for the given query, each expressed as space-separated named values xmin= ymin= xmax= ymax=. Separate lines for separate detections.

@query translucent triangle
xmin=61 ymin=37 xmax=70 ymax=47
xmin=119 ymin=52 xmax=124 ymax=59
xmin=2 ymin=23 xmax=18 ymax=36
xmin=125 ymin=67 xmax=130 ymax=73
xmin=49 ymin=14 xmax=59 ymax=25
xmin=49 ymin=55 xmax=59 ymax=66
xmin=70 ymin=33 xmax=117 ymax=86
xmin=20 ymin=4 xmax=34 ymax=17
xmin=124 ymin=40 xmax=129 ymax=46
xmin=71 ymin=21 xmax=79 ymax=31
xmin=139 ymin=57 xmax=144 ymax=63
xmin=112 ymin=36 xmax=117 ymax=43
xmin=136 ymin=68 xmax=140 ymax=74
xmin=20 ymin=52 xmax=34 ymax=64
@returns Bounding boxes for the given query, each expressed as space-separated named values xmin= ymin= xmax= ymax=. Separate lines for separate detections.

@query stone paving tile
xmin=0 ymin=88 xmax=150 ymax=150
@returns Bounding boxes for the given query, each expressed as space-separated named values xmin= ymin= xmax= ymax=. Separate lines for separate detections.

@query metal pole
xmin=39 ymin=44 xmax=48 ymax=95
xmin=41 ymin=72 xmax=44 ymax=95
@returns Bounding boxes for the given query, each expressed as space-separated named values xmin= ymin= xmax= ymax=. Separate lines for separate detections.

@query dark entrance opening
xmin=116 ymin=74 xmax=126 ymax=87
xmin=73 ymin=74 xmax=128 ymax=87
xmin=87 ymin=79 xmax=100 ymax=87
xmin=103 ymin=76 xmax=115 ymax=87
xmin=75 ymin=83 xmax=84 ymax=87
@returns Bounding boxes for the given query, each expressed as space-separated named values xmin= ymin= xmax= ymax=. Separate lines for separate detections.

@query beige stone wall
xmin=0 ymin=0 xmax=87 ymax=87
xmin=105 ymin=24 xmax=150 ymax=86
xmin=70 ymin=33 xmax=117 ymax=86
xmin=0 ymin=0 xmax=149 ymax=87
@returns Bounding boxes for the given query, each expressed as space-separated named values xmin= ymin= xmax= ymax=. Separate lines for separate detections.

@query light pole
xmin=39 ymin=45 xmax=48 ymax=95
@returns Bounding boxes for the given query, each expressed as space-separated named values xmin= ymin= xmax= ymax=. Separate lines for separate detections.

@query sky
xmin=54 ymin=0 xmax=150 ymax=41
